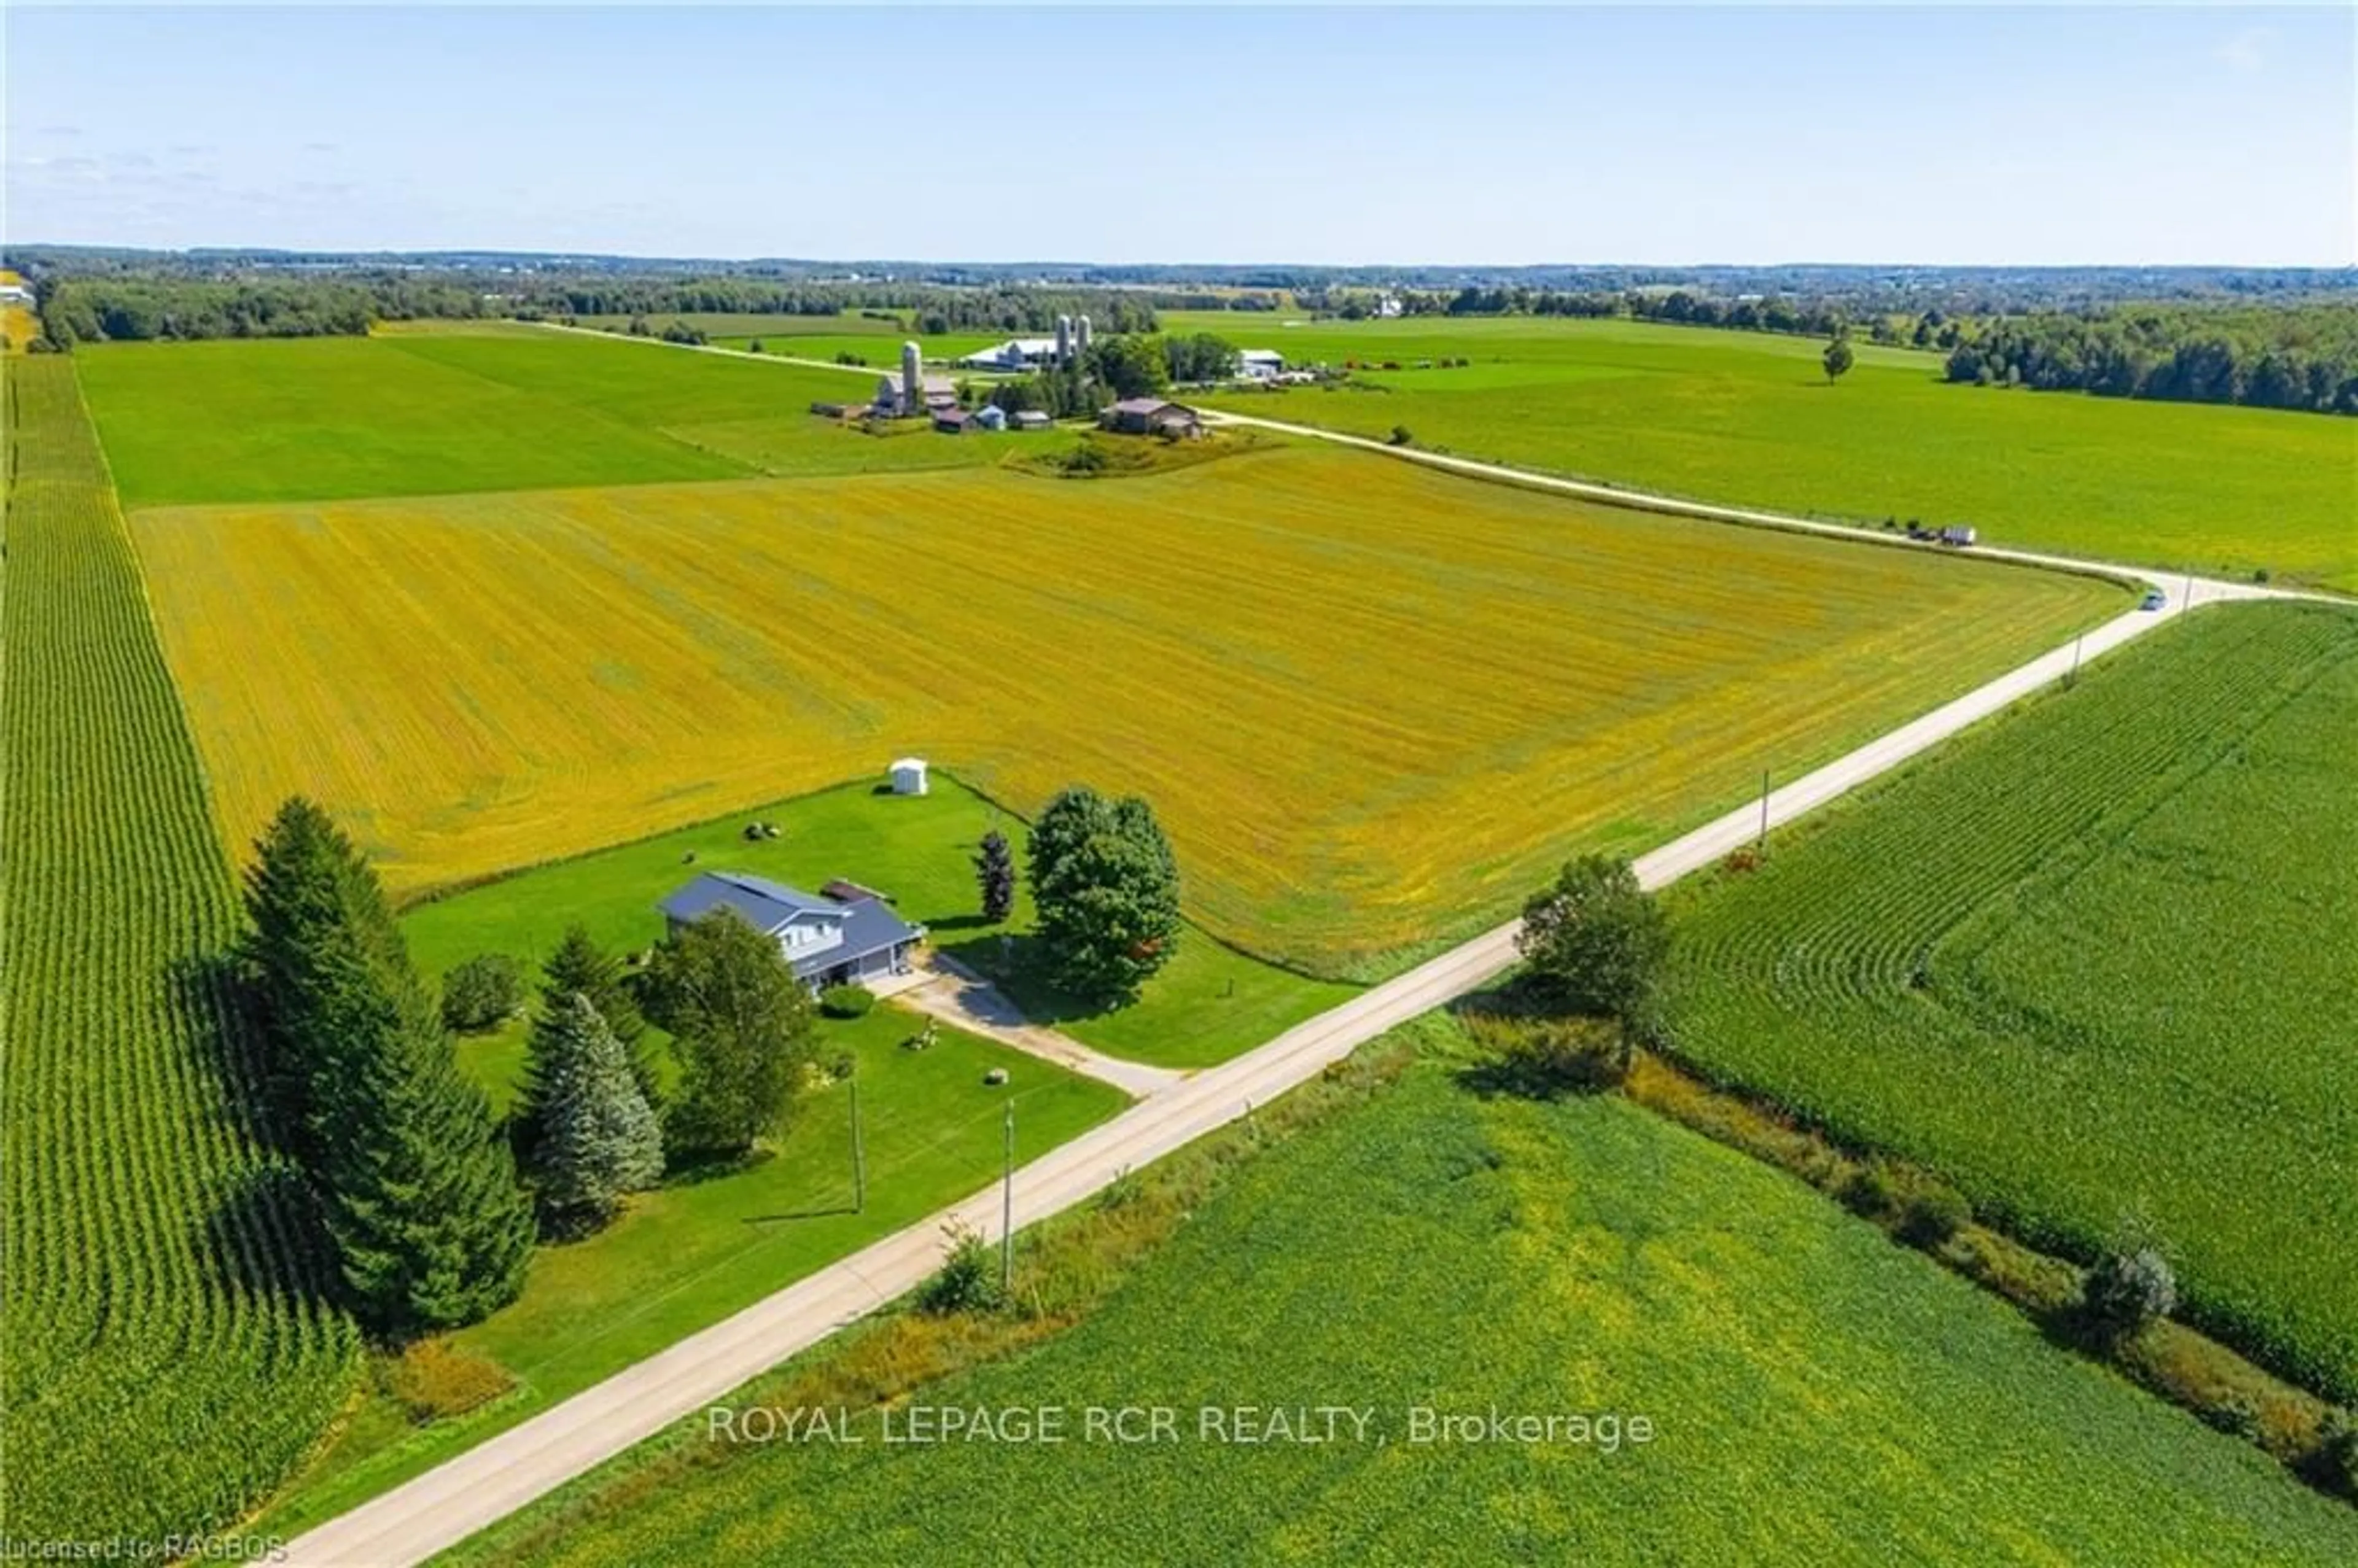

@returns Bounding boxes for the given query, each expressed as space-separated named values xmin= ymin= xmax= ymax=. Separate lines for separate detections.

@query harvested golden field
xmin=130 ymin=447 xmax=2119 ymax=972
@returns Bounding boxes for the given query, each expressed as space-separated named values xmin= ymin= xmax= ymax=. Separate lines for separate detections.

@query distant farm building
xmin=1238 ymin=349 xmax=1285 ymax=381
xmin=1010 ymin=409 xmax=1053 ymax=431
xmin=890 ymin=756 xmax=930 ymax=795
xmin=957 ymin=317 xmax=1089 ymax=372
xmin=973 ymin=403 xmax=1008 ymax=432
xmin=876 ymin=370 xmax=959 ymax=417
xmin=1100 ymin=398 xmax=1203 ymax=438
xmin=932 ymin=407 xmax=978 ymax=434
xmin=957 ymin=338 xmax=1059 ymax=371
xmin=659 ymin=872 xmax=924 ymax=992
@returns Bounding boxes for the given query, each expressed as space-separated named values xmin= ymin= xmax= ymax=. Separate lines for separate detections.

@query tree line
xmin=1939 ymin=305 xmax=2358 ymax=414
xmin=1329 ymin=285 xmax=2358 ymax=416
xmin=22 ymin=266 xmax=1166 ymax=347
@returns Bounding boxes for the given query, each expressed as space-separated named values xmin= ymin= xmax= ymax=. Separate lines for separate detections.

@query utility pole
xmin=1756 ymin=769 xmax=1772 ymax=852
xmin=1000 ymin=1101 xmax=1016 ymax=1296
xmin=849 ymin=1071 xmax=866 ymax=1213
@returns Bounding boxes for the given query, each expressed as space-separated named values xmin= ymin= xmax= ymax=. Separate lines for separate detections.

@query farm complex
xmin=4 ymin=31 xmax=2354 ymax=1551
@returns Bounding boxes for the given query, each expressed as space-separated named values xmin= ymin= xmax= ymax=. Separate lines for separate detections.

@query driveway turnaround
xmin=894 ymin=955 xmax=1186 ymax=1100
xmin=281 ymin=547 xmax=2216 ymax=1566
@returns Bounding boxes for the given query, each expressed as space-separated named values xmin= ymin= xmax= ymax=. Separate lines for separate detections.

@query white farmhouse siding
xmin=777 ymin=910 xmax=846 ymax=962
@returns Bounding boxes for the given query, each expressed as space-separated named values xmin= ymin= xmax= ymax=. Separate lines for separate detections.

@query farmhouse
xmin=659 ymin=871 xmax=925 ymax=990
xmin=1099 ymin=398 xmax=1203 ymax=438
xmin=1238 ymin=349 xmax=1285 ymax=381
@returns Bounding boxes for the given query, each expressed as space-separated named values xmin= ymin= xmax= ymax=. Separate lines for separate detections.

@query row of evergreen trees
xmin=239 ymin=798 xmax=821 ymax=1339
xmin=241 ymin=799 xmax=535 ymax=1336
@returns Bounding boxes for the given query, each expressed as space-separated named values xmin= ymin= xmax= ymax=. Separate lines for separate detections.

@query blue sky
xmin=4 ymin=6 xmax=2350 ymax=265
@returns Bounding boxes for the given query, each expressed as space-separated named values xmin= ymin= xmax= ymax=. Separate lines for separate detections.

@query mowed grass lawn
xmin=402 ymin=778 xmax=1355 ymax=1073
xmin=1180 ymin=312 xmax=2358 ymax=592
xmin=72 ymin=324 xmax=1001 ymax=507
xmin=1669 ymin=602 xmax=2358 ymax=1401
xmin=255 ymin=999 xmax=1129 ymax=1538
xmin=130 ymin=444 xmax=2121 ymax=974
xmin=448 ymin=1050 xmax=2358 ymax=1567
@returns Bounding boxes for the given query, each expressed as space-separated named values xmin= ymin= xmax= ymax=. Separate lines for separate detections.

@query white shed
xmin=889 ymin=757 xmax=929 ymax=796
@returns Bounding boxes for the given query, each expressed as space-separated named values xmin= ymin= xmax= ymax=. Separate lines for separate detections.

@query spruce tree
xmin=239 ymin=796 xmax=534 ymax=1337
xmin=514 ymin=925 xmax=661 ymax=1161
xmin=239 ymin=798 xmax=359 ymax=1154
xmin=973 ymin=828 xmax=1017 ymax=924
xmin=529 ymin=993 xmax=664 ymax=1238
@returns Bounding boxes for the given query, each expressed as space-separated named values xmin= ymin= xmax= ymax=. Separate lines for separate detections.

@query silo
xmin=1054 ymin=314 xmax=1073 ymax=368
xmin=900 ymin=341 xmax=922 ymax=416
xmin=1075 ymin=314 xmax=1092 ymax=359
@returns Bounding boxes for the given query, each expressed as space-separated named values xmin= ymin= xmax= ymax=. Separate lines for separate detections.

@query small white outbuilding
xmin=889 ymin=757 xmax=929 ymax=796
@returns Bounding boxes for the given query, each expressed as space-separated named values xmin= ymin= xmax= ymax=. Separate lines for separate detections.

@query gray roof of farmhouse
xmin=658 ymin=871 xmax=925 ymax=978
xmin=659 ymin=871 xmax=839 ymax=933
xmin=815 ymin=898 xmax=925 ymax=979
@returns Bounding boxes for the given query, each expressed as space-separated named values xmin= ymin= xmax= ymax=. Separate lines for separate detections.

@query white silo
xmin=1054 ymin=314 xmax=1073 ymax=368
xmin=1075 ymin=314 xmax=1092 ymax=359
xmin=900 ymin=341 xmax=922 ymax=416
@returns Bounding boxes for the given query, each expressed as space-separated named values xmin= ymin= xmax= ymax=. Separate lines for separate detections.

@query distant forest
xmin=1391 ymin=286 xmax=2358 ymax=415
xmin=9 ymin=246 xmax=2352 ymax=415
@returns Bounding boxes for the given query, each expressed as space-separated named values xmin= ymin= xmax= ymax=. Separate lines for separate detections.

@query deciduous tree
xmin=1085 ymin=334 xmax=1170 ymax=402
xmin=1823 ymin=333 xmax=1856 ymax=383
xmin=642 ymin=911 xmax=817 ymax=1159
xmin=1514 ymin=854 xmax=1670 ymax=1046
xmin=1028 ymin=787 xmax=1181 ymax=1003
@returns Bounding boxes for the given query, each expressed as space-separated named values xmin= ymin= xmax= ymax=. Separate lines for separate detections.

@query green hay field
xmin=1178 ymin=312 xmax=2358 ymax=592
xmin=72 ymin=325 xmax=997 ymax=506
xmin=1669 ymin=600 xmax=2358 ymax=1400
xmin=446 ymin=1046 xmax=2358 ymax=1566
